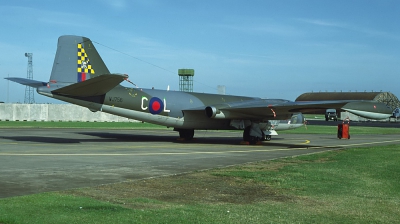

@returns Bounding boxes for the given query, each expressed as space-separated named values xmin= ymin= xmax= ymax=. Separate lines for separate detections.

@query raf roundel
xmin=149 ymin=97 xmax=164 ymax=114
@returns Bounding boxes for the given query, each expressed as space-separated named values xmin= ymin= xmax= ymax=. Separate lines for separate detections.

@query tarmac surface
xmin=309 ymin=119 xmax=400 ymax=127
xmin=1 ymin=127 xmax=400 ymax=198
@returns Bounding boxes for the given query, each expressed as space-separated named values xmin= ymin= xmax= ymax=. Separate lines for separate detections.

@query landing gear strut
xmin=243 ymin=126 xmax=256 ymax=144
xmin=243 ymin=123 xmax=272 ymax=144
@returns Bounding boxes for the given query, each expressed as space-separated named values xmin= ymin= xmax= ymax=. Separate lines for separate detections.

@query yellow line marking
xmin=0 ymin=148 xmax=314 ymax=156
xmin=0 ymin=139 xmax=310 ymax=150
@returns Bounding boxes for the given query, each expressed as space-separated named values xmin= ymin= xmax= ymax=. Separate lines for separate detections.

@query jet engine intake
xmin=205 ymin=106 xmax=227 ymax=119
xmin=205 ymin=106 xmax=219 ymax=118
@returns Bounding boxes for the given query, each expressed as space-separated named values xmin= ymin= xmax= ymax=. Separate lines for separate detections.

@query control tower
xmin=178 ymin=69 xmax=194 ymax=92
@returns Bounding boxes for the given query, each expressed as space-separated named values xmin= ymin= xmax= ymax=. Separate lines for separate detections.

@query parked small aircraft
xmin=6 ymin=35 xmax=393 ymax=143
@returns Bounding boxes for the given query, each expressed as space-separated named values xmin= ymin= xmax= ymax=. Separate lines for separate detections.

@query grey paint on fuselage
xmin=104 ymin=86 xmax=257 ymax=118
xmin=101 ymin=86 xmax=263 ymax=129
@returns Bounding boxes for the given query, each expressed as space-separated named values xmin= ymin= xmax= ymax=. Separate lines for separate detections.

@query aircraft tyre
xmin=243 ymin=126 xmax=259 ymax=144
xmin=179 ymin=129 xmax=194 ymax=140
xmin=243 ymin=126 xmax=250 ymax=142
xmin=261 ymin=132 xmax=271 ymax=141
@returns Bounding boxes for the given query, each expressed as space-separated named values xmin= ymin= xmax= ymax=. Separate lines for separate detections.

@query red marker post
xmin=337 ymin=117 xmax=350 ymax=139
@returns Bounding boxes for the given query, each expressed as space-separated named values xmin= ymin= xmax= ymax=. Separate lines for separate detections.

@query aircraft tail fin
xmin=6 ymin=35 xmax=122 ymax=98
xmin=49 ymin=35 xmax=110 ymax=84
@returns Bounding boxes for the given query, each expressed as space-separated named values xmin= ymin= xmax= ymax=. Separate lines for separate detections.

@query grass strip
xmin=0 ymin=145 xmax=399 ymax=223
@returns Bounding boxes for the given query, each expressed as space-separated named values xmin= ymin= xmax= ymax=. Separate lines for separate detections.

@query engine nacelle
xmin=205 ymin=106 xmax=228 ymax=119
xmin=205 ymin=106 xmax=219 ymax=118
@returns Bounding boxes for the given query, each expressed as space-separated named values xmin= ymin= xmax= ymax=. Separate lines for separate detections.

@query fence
xmin=0 ymin=104 xmax=136 ymax=122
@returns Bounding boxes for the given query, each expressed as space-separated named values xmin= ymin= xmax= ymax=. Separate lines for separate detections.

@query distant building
xmin=217 ymin=85 xmax=226 ymax=95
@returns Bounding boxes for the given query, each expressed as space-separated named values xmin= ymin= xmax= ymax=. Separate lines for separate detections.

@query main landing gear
xmin=242 ymin=125 xmax=271 ymax=144
xmin=174 ymin=125 xmax=272 ymax=144
xmin=175 ymin=128 xmax=195 ymax=140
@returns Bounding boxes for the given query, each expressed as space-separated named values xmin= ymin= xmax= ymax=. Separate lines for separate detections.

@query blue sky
xmin=1 ymin=0 xmax=399 ymax=103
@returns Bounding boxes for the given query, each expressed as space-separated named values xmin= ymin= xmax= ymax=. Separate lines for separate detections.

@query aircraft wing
xmin=194 ymin=99 xmax=392 ymax=120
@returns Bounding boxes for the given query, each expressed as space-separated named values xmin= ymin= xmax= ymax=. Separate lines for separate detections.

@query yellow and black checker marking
xmin=77 ymin=43 xmax=95 ymax=82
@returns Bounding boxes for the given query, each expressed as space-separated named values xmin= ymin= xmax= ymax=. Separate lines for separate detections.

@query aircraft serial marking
xmin=109 ymin=97 xmax=123 ymax=102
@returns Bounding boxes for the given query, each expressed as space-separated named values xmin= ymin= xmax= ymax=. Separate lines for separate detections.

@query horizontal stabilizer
xmin=5 ymin=77 xmax=47 ymax=88
xmin=52 ymin=74 xmax=128 ymax=97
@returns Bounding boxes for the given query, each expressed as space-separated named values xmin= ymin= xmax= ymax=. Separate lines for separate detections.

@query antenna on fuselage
xmin=123 ymin=75 xmax=139 ymax=88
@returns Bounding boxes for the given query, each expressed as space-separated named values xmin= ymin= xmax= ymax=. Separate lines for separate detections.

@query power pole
xmin=7 ymin=74 xmax=9 ymax=103
xmin=24 ymin=53 xmax=35 ymax=104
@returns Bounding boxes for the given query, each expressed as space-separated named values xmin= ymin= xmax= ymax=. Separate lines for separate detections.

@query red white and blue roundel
xmin=149 ymin=97 xmax=164 ymax=114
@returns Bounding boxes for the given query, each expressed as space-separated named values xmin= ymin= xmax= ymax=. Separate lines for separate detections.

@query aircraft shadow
xmin=78 ymin=132 xmax=320 ymax=148
xmin=0 ymin=132 xmax=328 ymax=149
xmin=0 ymin=136 xmax=81 ymax=144
xmin=79 ymin=132 xmax=247 ymax=146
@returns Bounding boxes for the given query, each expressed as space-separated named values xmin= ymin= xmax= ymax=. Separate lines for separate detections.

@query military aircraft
xmin=6 ymin=35 xmax=393 ymax=144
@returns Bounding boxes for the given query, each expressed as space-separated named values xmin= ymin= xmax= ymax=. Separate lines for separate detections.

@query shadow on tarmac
xmin=0 ymin=130 xmax=323 ymax=149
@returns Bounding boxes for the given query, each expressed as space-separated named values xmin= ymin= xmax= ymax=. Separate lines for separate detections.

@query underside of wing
xmin=206 ymin=100 xmax=353 ymax=120
xmin=187 ymin=99 xmax=392 ymax=121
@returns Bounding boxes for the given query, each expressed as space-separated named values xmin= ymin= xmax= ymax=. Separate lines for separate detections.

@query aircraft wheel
xmin=243 ymin=126 xmax=260 ymax=144
xmin=179 ymin=129 xmax=194 ymax=140
xmin=261 ymin=133 xmax=271 ymax=141
xmin=248 ymin=136 xmax=258 ymax=145
xmin=243 ymin=126 xmax=251 ymax=142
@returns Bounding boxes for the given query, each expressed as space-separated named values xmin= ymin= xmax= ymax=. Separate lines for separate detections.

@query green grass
xmin=1 ymin=145 xmax=399 ymax=223
xmin=304 ymin=114 xmax=325 ymax=119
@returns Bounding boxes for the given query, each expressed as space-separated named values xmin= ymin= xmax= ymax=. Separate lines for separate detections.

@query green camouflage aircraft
xmin=6 ymin=35 xmax=393 ymax=144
